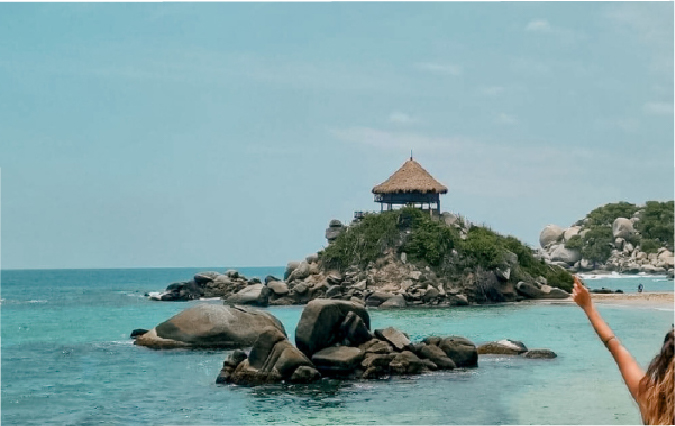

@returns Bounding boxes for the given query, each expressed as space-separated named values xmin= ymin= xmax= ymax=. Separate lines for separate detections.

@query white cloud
xmin=643 ymin=102 xmax=674 ymax=116
xmin=525 ymin=19 xmax=551 ymax=32
xmin=388 ymin=112 xmax=420 ymax=126
xmin=414 ymin=62 xmax=462 ymax=76
xmin=495 ymin=113 xmax=518 ymax=126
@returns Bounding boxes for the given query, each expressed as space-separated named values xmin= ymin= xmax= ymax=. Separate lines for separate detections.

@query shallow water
xmin=2 ymin=268 xmax=673 ymax=425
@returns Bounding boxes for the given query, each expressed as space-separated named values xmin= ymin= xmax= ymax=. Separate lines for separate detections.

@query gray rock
xmin=374 ymin=327 xmax=411 ymax=351
xmin=516 ymin=282 xmax=544 ymax=299
xmin=563 ymin=226 xmax=581 ymax=242
xmin=447 ymin=294 xmax=469 ymax=305
xmin=389 ymin=351 xmax=426 ymax=375
xmin=363 ymin=339 xmax=393 ymax=354
xmin=264 ymin=275 xmax=281 ymax=284
xmin=226 ymin=284 xmax=269 ymax=306
xmin=135 ymin=304 xmax=285 ymax=349
xmin=284 ymin=262 xmax=300 ymax=280
xmin=549 ymin=245 xmax=581 ymax=264
xmin=290 ymin=366 xmax=321 ymax=383
xmin=379 ymin=294 xmax=407 ymax=309
xmin=273 ymin=345 xmax=315 ymax=379
xmin=418 ymin=344 xmax=456 ymax=370
xmin=612 ymin=218 xmax=634 ymax=239
xmin=225 ymin=270 xmax=239 ymax=279
xmin=543 ymin=288 xmax=569 ymax=299
xmin=267 ymin=281 xmax=289 ymax=296
xmin=477 ymin=339 xmax=528 ymax=355
xmin=341 ymin=311 xmax=372 ymax=346
xmin=130 ymin=328 xmax=149 ymax=339
xmin=248 ymin=327 xmax=287 ymax=369
xmin=523 ymin=349 xmax=557 ymax=359
xmin=295 ymin=300 xmax=370 ymax=357
xmin=312 ymin=346 xmax=364 ymax=373
xmin=194 ymin=271 xmax=220 ymax=284
xmin=326 ymin=285 xmax=342 ymax=298
xmin=540 ymin=225 xmax=564 ymax=248
xmin=293 ymin=262 xmax=312 ymax=280
xmin=366 ymin=291 xmax=395 ymax=307
xmin=438 ymin=336 xmax=478 ymax=367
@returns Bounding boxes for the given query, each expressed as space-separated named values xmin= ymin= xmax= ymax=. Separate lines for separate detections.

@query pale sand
xmin=561 ymin=291 xmax=674 ymax=309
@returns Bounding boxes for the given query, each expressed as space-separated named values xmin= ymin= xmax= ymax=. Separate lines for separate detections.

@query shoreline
xmin=556 ymin=291 xmax=674 ymax=309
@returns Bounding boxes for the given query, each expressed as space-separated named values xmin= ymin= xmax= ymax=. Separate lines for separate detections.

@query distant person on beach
xmin=638 ymin=283 xmax=644 ymax=293
xmin=573 ymin=276 xmax=674 ymax=424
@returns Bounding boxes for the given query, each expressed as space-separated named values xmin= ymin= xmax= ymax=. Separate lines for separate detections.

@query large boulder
xmin=226 ymin=284 xmax=269 ymax=306
xmin=477 ymin=339 xmax=528 ymax=355
xmin=516 ymin=282 xmax=544 ymax=299
xmin=311 ymin=346 xmax=364 ymax=374
xmin=379 ymin=295 xmax=407 ymax=309
xmin=418 ymin=344 xmax=456 ymax=370
xmin=374 ymin=327 xmax=411 ymax=351
xmin=135 ymin=304 xmax=285 ymax=349
xmin=247 ymin=327 xmax=287 ymax=369
xmin=295 ymin=300 xmax=370 ymax=357
xmin=612 ymin=218 xmax=634 ymax=239
xmin=266 ymin=281 xmax=289 ymax=296
xmin=284 ymin=262 xmax=300 ymax=280
xmin=539 ymin=225 xmax=564 ymax=248
xmin=194 ymin=271 xmax=220 ymax=285
xmin=365 ymin=291 xmax=395 ymax=307
xmin=389 ymin=351 xmax=428 ymax=375
xmin=563 ymin=226 xmax=581 ymax=242
xmin=549 ymin=245 xmax=581 ymax=264
xmin=437 ymin=336 xmax=478 ymax=367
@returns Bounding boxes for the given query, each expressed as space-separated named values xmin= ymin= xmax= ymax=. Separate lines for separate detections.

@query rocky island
xmin=537 ymin=201 xmax=674 ymax=278
xmin=148 ymin=207 xmax=574 ymax=307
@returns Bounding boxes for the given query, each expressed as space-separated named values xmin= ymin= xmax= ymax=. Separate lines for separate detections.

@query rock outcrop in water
xmin=149 ymin=208 xmax=576 ymax=306
xmin=134 ymin=304 xmax=285 ymax=349
xmin=215 ymin=300 xmax=556 ymax=386
xmin=148 ymin=270 xmax=281 ymax=304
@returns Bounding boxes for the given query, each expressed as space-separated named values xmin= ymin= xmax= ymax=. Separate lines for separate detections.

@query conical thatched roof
xmin=372 ymin=159 xmax=448 ymax=194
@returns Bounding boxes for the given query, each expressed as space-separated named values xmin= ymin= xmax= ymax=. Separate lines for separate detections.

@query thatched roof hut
xmin=371 ymin=158 xmax=447 ymax=214
xmin=372 ymin=159 xmax=447 ymax=195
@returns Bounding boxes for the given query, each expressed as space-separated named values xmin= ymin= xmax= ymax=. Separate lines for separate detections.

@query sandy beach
xmin=562 ymin=291 xmax=674 ymax=309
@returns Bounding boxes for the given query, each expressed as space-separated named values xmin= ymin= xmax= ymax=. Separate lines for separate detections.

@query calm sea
xmin=2 ymin=268 xmax=673 ymax=425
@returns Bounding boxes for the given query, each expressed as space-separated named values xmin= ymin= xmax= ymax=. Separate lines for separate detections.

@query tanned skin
xmin=572 ymin=276 xmax=646 ymax=401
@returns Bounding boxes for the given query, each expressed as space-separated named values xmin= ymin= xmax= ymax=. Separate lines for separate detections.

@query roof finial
xmin=410 ymin=150 xmax=413 ymax=161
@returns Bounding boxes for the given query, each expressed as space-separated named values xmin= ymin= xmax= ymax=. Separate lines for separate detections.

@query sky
xmin=1 ymin=2 xmax=673 ymax=270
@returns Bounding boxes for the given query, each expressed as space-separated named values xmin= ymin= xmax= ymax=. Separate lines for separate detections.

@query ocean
xmin=2 ymin=267 xmax=673 ymax=425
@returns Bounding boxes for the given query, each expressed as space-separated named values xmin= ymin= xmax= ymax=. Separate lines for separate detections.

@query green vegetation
xmin=585 ymin=202 xmax=639 ymax=226
xmin=637 ymin=201 xmax=674 ymax=248
xmin=564 ymin=201 xmax=674 ymax=261
xmin=320 ymin=208 xmax=573 ymax=291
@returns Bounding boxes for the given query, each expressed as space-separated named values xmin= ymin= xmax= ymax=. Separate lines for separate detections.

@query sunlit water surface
xmin=2 ymin=268 xmax=673 ymax=425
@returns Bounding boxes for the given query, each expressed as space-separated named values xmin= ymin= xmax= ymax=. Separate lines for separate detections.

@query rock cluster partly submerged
xmin=132 ymin=300 xmax=557 ymax=386
xmin=216 ymin=300 xmax=473 ymax=385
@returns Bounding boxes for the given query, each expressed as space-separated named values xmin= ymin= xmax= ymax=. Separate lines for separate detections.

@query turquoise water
xmin=2 ymin=268 xmax=673 ymax=425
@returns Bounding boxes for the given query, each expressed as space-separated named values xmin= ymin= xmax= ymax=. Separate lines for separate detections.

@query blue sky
xmin=1 ymin=2 xmax=673 ymax=270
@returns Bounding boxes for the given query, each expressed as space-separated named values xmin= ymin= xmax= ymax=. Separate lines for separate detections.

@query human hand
xmin=572 ymin=276 xmax=592 ymax=312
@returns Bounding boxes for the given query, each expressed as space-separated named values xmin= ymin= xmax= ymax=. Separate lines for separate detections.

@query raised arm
xmin=572 ymin=276 xmax=646 ymax=401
